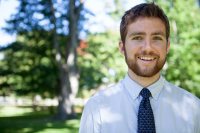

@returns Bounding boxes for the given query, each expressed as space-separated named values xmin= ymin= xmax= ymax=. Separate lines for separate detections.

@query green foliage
xmin=0 ymin=0 xmax=87 ymax=99
xmin=79 ymin=31 xmax=127 ymax=90
xmin=0 ymin=31 xmax=59 ymax=97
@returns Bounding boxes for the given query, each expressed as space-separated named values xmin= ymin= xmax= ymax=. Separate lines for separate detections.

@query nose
xmin=142 ymin=38 xmax=153 ymax=53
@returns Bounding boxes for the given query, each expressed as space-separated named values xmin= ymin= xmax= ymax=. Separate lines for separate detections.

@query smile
xmin=138 ymin=56 xmax=156 ymax=61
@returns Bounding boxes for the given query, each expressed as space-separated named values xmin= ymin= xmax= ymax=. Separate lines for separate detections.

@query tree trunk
xmin=56 ymin=65 xmax=76 ymax=120
xmin=50 ymin=0 xmax=82 ymax=120
xmin=67 ymin=0 xmax=82 ymax=113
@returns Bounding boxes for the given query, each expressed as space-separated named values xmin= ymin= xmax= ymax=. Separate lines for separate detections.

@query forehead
xmin=127 ymin=17 xmax=166 ymax=36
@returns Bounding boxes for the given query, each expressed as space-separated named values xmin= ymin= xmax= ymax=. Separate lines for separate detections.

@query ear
xmin=119 ymin=41 xmax=125 ymax=55
xmin=166 ymin=39 xmax=170 ymax=54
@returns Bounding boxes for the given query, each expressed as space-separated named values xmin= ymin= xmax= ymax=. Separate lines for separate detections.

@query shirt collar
xmin=147 ymin=76 xmax=165 ymax=100
xmin=122 ymin=74 xmax=165 ymax=101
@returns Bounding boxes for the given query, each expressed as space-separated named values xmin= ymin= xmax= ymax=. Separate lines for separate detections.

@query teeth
xmin=139 ymin=56 xmax=155 ymax=61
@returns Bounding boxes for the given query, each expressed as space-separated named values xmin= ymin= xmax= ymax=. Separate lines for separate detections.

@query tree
xmin=1 ymin=0 xmax=87 ymax=120
xmin=79 ymin=31 xmax=126 ymax=92
xmin=0 ymin=31 xmax=58 ymax=97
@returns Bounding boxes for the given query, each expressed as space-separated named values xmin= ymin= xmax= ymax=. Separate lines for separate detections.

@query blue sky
xmin=0 ymin=0 xmax=18 ymax=46
xmin=0 ymin=0 xmax=144 ymax=46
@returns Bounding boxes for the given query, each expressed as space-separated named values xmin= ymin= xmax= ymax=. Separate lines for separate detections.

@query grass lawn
xmin=0 ymin=106 xmax=81 ymax=133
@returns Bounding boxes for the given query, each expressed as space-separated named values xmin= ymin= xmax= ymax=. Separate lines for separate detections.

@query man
xmin=79 ymin=2 xmax=200 ymax=133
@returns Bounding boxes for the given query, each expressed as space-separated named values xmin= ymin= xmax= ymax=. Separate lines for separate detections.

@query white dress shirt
xmin=79 ymin=75 xmax=200 ymax=133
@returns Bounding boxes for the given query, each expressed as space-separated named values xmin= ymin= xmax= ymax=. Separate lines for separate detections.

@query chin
xmin=133 ymin=69 xmax=160 ymax=77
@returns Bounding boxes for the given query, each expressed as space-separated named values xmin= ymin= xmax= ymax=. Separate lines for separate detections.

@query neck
xmin=128 ymin=69 xmax=160 ymax=87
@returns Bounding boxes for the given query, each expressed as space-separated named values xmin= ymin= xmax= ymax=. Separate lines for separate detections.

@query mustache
xmin=136 ymin=51 xmax=159 ymax=57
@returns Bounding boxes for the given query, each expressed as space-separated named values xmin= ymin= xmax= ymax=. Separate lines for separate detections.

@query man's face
xmin=120 ymin=17 xmax=170 ymax=77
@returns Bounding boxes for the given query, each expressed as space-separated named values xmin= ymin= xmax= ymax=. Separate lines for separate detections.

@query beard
xmin=124 ymin=50 xmax=166 ymax=77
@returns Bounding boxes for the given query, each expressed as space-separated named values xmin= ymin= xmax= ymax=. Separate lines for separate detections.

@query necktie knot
xmin=140 ymin=88 xmax=151 ymax=99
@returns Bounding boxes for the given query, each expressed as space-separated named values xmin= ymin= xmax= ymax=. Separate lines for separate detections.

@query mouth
xmin=138 ymin=56 xmax=157 ymax=61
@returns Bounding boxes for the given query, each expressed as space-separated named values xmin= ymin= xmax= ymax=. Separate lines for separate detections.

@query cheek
xmin=154 ymin=44 xmax=168 ymax=53
xmin=125 ymin=45 xmax=138 ymax=56
xmin=158 ymin=48 xmax=168 ymax=59
xmin=125 ymin=41 xmax=140 ymax=50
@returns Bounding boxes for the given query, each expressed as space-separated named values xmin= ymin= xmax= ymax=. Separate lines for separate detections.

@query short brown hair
xmin=120 ymin=2 xmax=170 ymax=44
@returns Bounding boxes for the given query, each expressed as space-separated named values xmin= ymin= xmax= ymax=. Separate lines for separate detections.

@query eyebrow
xmin=129 ymin=32 xmax=145 ymax=37
xmin=128 ymin=31 xmax=166 ymax=37
xmin=152 ymin=32 xmax=166 ymax=36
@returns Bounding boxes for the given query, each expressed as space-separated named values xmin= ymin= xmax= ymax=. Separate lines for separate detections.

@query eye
xmin=153 ymin=36 xmax=163 ymax=40
xmin=131 ymin=36 xmax=143 ymax=40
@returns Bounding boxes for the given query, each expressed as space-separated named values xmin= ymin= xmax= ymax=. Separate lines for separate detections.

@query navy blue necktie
xmin=138 ymin=88 xmax=156 ymax=133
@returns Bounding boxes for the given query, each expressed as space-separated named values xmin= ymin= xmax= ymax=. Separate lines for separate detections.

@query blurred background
xmin=0 ymin=0 xmax=200 ymax=132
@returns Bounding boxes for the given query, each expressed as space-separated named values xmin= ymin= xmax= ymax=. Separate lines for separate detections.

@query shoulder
xmin=164 ymin=80 xmax=200 ymax=109
xmin=80 ymin=81 xmax=125 ymax=132
xmin=163 ymin=80 xmax=200 ymax=126
xmin=83 ymin=80 xmax=127 ymax=113
xmin=86 ymin=81 xmax=124 ymax=107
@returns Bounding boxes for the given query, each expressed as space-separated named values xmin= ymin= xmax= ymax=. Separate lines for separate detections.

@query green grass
xmin=0 ymin=106 xmax=80 ymax=133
